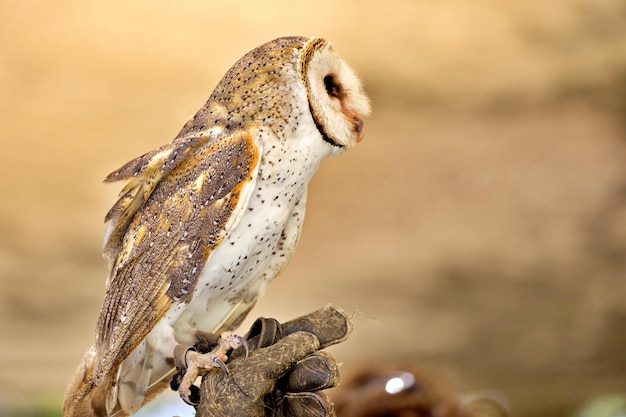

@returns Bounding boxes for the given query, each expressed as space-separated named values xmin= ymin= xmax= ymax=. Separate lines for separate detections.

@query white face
xmin=300 ymin=39 xmax=371 ymax=149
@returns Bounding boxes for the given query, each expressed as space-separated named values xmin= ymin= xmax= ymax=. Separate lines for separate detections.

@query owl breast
xmin=173 ymin=186 xmax=306 ymax=339
xmin=168 ymin=121 xmax=331 ymax=344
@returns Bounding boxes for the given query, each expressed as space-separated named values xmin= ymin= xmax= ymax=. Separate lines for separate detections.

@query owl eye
xmin=323 ymin=74 xmax=344 ymax=99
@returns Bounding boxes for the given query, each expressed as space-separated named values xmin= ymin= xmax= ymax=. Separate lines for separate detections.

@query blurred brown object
xmin=332 ymin=364 xmax=508 ymax=417
xmin=460 ymin=395 xmax=509 ymax=417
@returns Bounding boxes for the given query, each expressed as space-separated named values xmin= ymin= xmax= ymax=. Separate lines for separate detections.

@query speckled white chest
xmin=165 ymin=122 xmax=336 ymax=345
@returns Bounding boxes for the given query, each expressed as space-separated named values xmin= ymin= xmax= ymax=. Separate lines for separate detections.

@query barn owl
xmin=63 ymin=36 xmax=370 ymax=417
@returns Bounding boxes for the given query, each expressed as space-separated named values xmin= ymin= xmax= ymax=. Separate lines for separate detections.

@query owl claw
xmin=212 ymin=356 xmax=229 ymax=374
xmin=180 ymin=384 xmax=201 ymax=406
xmin=232 ymin=335 xmax=249 ymax=360
xmin=176 ymin=334 xmax=246 ymax=406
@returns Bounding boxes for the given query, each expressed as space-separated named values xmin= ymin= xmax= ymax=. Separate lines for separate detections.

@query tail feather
xmin=64 ymin=344 xmax=174 ymax=417
xmin=63 ymin=346 xmax=112 ymax=417
xmin=106 ymin=368 xmax=119 ymax=417
xmin=117 ymin=341 xmax=153 ymax=414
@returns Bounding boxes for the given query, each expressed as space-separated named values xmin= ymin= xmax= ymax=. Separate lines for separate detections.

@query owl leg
xmin=176 ymin=335 xmax=248 ymax=405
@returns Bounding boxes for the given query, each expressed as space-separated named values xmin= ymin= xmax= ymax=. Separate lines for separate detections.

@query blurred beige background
xmin=1 ymin=1 xmax=625 ymax=416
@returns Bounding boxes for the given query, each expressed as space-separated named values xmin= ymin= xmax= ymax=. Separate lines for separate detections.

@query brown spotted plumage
xmin=64 ymin=36 xmax=370 ymax=417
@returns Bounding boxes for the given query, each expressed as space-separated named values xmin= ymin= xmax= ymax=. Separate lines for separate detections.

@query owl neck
xmin=255 ymin=126 xmax=332 ymax=198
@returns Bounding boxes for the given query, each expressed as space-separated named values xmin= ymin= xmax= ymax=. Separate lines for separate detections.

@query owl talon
xmin=176 ymin=334 xmax=246 ymax=405
xmin=212 ymin=356 xmax=229 ymax=374
xmin=232 ymin=335 xmax=249 ymax=360
xmin=180 ymin=384 xmax=201 ymax=406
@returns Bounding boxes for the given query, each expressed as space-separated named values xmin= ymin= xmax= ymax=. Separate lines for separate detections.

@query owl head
xmin=297 ymin=37 xmax=371 ymax=149
xmin=203 ymin=36 xmax=371 ymax=151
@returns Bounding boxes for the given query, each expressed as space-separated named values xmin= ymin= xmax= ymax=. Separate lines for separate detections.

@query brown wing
xmin=93 ymin=131 xmax=261 ymax=384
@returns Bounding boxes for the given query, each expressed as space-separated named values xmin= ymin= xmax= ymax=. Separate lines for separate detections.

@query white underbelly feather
xmin=171 ymin=192 xmax=301 ymax=342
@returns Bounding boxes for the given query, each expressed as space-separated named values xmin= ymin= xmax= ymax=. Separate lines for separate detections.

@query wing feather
xmin=93 ymin=130 xmax=261 ymax=384
xmin=102 ymin=133 xmax=216 ymax=266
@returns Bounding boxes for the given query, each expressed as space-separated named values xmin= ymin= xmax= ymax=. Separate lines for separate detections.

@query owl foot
xmin=174 ymin=335 xmax=248 ymax=406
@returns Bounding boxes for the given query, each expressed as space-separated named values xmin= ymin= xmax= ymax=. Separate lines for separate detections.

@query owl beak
xmin=342 ymin=108 xmax=365 ymax=143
